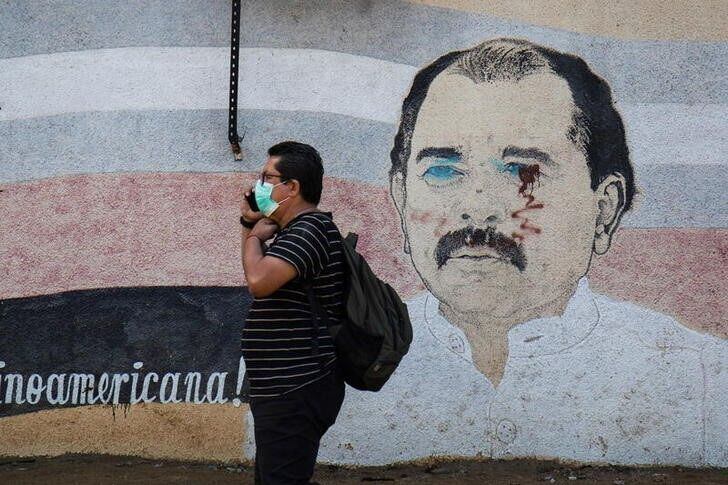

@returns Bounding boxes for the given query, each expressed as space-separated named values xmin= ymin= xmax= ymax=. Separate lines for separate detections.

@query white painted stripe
xmin=0 ymin=47 xmax=412 ymax=124
xmin=0 ymin=47 xmax=725 ymax=166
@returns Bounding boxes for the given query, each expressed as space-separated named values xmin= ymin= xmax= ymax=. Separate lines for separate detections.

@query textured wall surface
xmin=1 ymin=0 xmax=726 ymax=467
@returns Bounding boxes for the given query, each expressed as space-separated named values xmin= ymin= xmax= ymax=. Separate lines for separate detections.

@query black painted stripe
xmin=0 ymin=286 xmax=253 ymax=417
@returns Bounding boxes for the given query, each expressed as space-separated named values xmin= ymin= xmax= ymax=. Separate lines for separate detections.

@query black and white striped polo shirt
xmin=242 ymin=211 xmax=346 ymax=399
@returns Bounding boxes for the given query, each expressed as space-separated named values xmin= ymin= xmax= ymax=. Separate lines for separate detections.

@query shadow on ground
xmin=0 ymin=455 xmax=726 ymax=484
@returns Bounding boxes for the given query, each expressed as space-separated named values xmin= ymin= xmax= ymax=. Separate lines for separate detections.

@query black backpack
xmin=306 ymin=233 xmax=412 ymax=391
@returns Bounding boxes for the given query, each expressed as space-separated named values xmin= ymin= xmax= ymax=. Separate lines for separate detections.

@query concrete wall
xmin=1 ymin=0 xmax=726 ymax=467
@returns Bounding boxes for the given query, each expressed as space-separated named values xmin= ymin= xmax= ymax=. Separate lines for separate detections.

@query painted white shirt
xmin=315 ymin=278 xmax=727 ymax=467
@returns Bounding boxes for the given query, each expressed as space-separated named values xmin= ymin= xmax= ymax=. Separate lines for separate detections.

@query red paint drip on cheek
xmin=433 ymin=217 xmax=450 ymax=239
xmin=511 ymin=165 xmax=544 ymax=242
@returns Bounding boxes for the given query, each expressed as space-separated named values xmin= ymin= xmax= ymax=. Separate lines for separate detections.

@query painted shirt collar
xmin=422 ymin=277 xmax=601 ymax=362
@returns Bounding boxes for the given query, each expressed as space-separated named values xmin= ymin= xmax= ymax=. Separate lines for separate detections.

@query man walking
xmin=240 ymin=141 xmax=346 ymax=484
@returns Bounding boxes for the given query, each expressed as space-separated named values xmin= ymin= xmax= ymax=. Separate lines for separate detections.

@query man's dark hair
xmin=269 ymin=141 xmax=324 ymax=205
xmin=390 ymin=38 xmax=636 ymax=211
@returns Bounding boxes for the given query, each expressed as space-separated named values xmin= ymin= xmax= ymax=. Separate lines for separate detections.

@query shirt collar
xmin=422 ymin=277 xmax=600 ymax=360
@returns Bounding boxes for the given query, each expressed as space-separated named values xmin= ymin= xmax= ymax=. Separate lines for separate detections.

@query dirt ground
xmin=0 ymin=455 xmax=726 ymax=484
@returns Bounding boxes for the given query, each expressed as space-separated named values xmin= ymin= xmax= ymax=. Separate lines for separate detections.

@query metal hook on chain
xmin=228 ymin=0 xmax=244 ymax=160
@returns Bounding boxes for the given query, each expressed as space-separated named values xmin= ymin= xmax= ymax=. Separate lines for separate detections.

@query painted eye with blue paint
xmin=416 ymin=148 xmax=467 ymax=187
xmin=503 ymin=162 xmax=526 ymax=176
xmin=422 ymin=163 xmax=466 ymax=185
xmin=419 ymin=151 xmax=467 ymax=186
xmin=491 ymin=158 xmax=526 ymax=177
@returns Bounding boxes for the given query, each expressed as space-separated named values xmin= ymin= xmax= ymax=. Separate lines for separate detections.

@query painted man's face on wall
xmin=393 ymin=72 xmax=605 ymax=316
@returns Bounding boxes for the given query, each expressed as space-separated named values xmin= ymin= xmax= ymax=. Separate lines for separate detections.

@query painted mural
xmin=314 ymin=38 xmax=727 ymax=467
xmin=0 ymin=0 xmax=726 ymax=467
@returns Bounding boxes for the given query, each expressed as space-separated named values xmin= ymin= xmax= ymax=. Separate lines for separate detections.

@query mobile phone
xmin=245 ymin=189 xmax=260 ymax=212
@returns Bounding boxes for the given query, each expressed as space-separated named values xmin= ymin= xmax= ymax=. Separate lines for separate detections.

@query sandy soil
xmin=0 ymin=455 xmax=726 ymax=484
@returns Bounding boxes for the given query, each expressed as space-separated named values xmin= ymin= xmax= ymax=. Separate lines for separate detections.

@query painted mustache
xmin=435 ymin=226 xmax=526 ymax=271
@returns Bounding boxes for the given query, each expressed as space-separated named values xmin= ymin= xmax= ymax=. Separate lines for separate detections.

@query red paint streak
xmin=434 ymin=216 xmax=450 ymax=239
xmin=410 ymin=210 xmax=434 ymax=224
xmin=410 ymin=210 xmax=449 ymax=238
xmin=511 ymin=165 xmax=544 ymax=242
xmin=0 ymin=173 xmax=426 ymax=300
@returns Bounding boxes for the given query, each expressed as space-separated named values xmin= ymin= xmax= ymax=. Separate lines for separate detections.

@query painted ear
xmin=390 ymin=171 xmax=405 ymax=214
xmin=389 ymin=172 xmax=411 ymax=254
xmin=593 ymin=173 xmax=627 ymax=255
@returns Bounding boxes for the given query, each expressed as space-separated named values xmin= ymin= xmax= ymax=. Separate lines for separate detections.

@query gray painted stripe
xmin=1 ymin=0 xmax=725 ymax=104
xmin=0 ymin=0 xmax=229 ymax=56
xmin=0 ymin=110 xmax=724 ymax=228
xmin=0 ymin=109 xmax=396 ymax=186
xmin=1 ymin=47 xmax=725 ymax=167
xmin=626 ymin=164 xmax=728 ymax=228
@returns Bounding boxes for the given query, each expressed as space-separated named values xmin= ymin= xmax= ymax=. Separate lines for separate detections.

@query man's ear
xmin=593 ymin=173 xmax=627 ymax=255
xmin=389 ymin=171 xmax=411 ymax=254
xmin=286 ymin=179 xmax=300 ymax=198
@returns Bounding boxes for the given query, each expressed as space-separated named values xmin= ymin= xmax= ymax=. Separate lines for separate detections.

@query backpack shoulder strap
xmin=344 ymin=232 xmax=358 ymax=249
xmin=306 ymin=226 xmax=349 ymax=360
xmin=304 ymin=281 xmax=331 ymax=360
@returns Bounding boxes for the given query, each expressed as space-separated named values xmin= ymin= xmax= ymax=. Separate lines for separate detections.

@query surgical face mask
xmin=254 ymin=179 xmax=290 ymax=217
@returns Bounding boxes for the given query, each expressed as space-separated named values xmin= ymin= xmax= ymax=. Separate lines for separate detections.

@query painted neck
xmin=438 ymin=282 xmax=576 ymax=387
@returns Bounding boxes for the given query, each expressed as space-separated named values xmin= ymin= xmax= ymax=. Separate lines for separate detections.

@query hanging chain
xmin=228 ymin=0 xmax=243 ymax=160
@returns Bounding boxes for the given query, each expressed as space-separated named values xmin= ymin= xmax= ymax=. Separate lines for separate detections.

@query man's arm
xmin=239 ymin=220 xmax=256 ymax=270
xmin=239 ymin=189 xmax=298 ymax=298
xmin=242 ymin=224 xmax=297 ymax=298
xmin=249 ymin=215 xmax=331 ymax=299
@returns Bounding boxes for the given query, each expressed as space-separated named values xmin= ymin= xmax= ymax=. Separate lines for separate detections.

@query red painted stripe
xmin=0 ymin=172 xmax=424 ymax=300
xmin=589 ymin=228 xmax=727 ymax=339
xmin=1 ymin=173 xmax=725 ymax=338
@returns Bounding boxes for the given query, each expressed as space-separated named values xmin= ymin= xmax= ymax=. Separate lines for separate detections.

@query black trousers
xmin=250 ymin=368 xmax=346 ymax=485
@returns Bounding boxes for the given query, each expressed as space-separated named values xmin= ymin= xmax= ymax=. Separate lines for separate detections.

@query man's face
xmin=395 ymin=71 xmax=601 ymax=316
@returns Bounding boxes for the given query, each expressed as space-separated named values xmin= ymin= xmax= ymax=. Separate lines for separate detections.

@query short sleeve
xmin=266 ymin=215 xmax=331 ymax=281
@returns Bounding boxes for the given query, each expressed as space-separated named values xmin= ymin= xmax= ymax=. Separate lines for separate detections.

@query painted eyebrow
xmin=415 ymin=146 xmax=462 ymax=163
xmin=502 ymin=145 xmax=554 ymax=165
